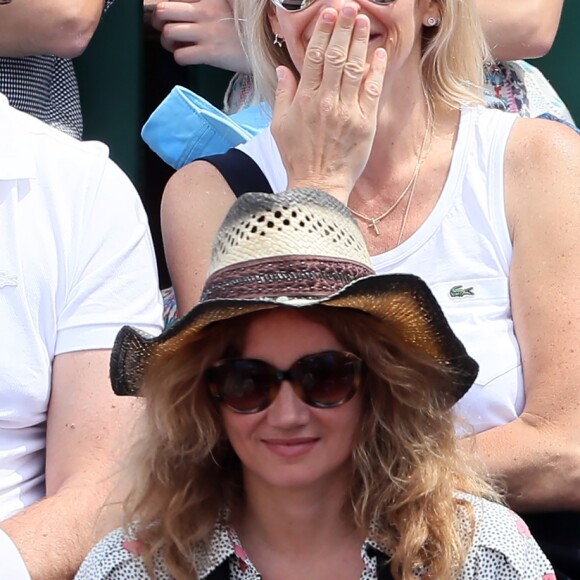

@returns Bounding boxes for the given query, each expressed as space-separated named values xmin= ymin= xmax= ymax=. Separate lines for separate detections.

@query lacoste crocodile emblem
xmin=449 ymin=285 xmax=474 ymax=299
xmin=0 ymin=272 xmax=18 ymax=288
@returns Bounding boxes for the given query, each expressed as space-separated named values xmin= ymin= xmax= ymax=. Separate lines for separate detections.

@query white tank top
xmin=238 ymin=106 xmax=523 ymax=435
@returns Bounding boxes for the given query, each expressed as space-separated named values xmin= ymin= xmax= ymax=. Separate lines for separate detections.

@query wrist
xmin=286 ymin=179 xmax=353 ymax=206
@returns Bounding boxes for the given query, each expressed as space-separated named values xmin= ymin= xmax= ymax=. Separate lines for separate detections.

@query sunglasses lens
xmin=207 ymin=359 xmax=274 ymax=413
xmin=295 ymin=352 xmax=360 ymax=407
xmin=271 ymin=0 xmax=395 ymax=10
xmin=207 ymin=351 xmax=361 ymax=413
xmin=272 ymin=0 xmax=315 ymax=11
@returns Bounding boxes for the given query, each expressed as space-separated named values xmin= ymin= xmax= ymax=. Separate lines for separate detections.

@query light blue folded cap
xmin=141 ymin=85 xmax=271 ymax=170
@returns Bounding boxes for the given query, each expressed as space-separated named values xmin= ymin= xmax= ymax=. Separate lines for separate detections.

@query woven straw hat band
xmin=201 ymin=255 xmax=374 ymax=301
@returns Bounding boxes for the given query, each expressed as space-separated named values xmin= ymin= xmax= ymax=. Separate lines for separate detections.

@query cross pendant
xmin=368 ymin=218 xmax=380 ymax=235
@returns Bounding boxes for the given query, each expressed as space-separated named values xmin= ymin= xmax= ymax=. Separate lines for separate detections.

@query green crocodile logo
xmin=449 ymin=285 xmax=475 ymax=298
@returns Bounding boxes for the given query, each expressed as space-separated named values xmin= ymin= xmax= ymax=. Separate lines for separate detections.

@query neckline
xmin=371 ymin=106 xmax=475 ymax=265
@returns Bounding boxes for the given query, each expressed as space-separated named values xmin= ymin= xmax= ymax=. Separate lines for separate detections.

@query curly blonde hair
xmin=122 ymin=306 xmax=498 ymax=580
xmin=235 ymin=0 xmax=490 ymax=109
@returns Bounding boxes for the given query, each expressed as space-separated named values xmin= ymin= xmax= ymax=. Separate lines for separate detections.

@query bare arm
xmin=464 ymin=118 xmax=580 ymax=512
xmin=0 ymin=0 xmax=106 ymax=58
xmin=0 ymin=350 xmax=140 ymax=579
xmin=161 ymin=160 xmax=238 ymax=312
xmin=477 ymin=0 xmax=564 ymax=60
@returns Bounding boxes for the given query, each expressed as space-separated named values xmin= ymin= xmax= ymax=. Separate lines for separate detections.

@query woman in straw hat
xmin=76 ymin=189 xmax=552 ymax=579
xmin=160 ymin=1 xmax=580 ymax=575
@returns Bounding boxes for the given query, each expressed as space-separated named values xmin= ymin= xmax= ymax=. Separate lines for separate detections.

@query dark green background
xmin=535 ymin=0 xmax=579 ymax=123
xmin=76 ymin=1 xmax=233 ymax=188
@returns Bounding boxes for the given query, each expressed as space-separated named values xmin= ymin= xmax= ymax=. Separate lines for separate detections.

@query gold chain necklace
xmin=349 ymin=114 xmax=433 ymax=237
xmin=397 ymin=116 xmax=435 ymax=244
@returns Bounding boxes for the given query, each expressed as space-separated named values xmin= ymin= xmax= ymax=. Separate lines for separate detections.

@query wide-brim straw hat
xmin=111 ymin=188 xmax=478 ymax=401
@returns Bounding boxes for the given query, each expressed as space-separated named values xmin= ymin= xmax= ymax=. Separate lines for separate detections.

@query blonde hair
xmin=235 ymin=0 xmax=490 ymax=109
xmin=123 ymin=306 xmax=498 ymax=580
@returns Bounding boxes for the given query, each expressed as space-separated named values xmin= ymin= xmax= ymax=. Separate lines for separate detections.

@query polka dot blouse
xmin=75 ymin=494 xmax=555 ymax=579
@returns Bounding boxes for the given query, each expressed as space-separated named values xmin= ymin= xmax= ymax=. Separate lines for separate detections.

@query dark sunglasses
xmin=270 ymin=0 xmax=396 ymax=12
xmin=205 ymin=350 xmax=362 ymax=413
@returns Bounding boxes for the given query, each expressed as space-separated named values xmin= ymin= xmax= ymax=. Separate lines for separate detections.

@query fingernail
xmin=343 ymin=6 xmax=357 ymax=18
xmin=322 ymin=9 xmax=336 ymax=23
xmin=375 ymin=48 xmax=387 ymax=60
xmin=355 ymin=16 xmax=368 ymax=30
xmin=276 ymin=67 xmax=286 ymax=80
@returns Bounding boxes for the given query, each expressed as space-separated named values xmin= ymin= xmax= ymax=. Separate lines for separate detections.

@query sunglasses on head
xmin=205 ymin=350 xmax=362 ymax=414
xmin=270 ymin=0 xmax=396 ymax=12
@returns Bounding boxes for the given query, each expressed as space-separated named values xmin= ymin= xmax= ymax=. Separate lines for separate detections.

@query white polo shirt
xmin=0 ymin=94 xmax=164 ymax=521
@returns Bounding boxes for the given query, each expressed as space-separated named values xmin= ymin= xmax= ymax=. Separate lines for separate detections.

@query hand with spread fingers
xmin=152 ymin=0 xmax=249 ymax=72
xmin=272 ymin=6 xmax=387 ymax=204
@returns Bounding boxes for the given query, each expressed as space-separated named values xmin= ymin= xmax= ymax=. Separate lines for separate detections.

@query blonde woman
xmin=160 ymin=1 xmax=580 ymax=577
xmin=77 ymin=189 xmax=552 ymax=579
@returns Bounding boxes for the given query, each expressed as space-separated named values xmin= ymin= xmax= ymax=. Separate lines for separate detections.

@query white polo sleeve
xmin=55 ymin=156 xmax=163 ymax=355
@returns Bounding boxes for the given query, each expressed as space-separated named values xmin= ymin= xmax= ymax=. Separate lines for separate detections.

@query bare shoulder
xmin=161 ymin=159 xmax=238 ymax=311
xmin=161 ymin=159 xmax=239 ymax=229
xmin=163 ymin=159 xmax=234 ymax=204
xmin=505 ymin=117 xmax=580 ymax=231
xmin=161 ymin=158 xmax=237 ymax=249
xmin=507 ymin=117 xmax=580 ymax=176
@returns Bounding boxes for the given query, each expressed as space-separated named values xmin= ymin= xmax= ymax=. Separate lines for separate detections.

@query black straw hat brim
xmin=110 ymin=273 xmax=478 ymax=403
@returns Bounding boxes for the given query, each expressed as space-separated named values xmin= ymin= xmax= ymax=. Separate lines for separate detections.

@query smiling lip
xmin=263 ymin=437 xmax=319 ymax=457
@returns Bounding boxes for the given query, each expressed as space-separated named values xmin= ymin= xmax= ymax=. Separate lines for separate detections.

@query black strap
xmin=201 ymin=149 xmax=273 ymax=198
xmin=366 ymin=546 xmax=395 ymax=580
xmin=205 ymin=559 xmax=230 ymax=580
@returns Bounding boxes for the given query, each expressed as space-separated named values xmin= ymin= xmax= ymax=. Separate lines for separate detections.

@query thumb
xmin=272 ymin=66 xmax=297 ymax=123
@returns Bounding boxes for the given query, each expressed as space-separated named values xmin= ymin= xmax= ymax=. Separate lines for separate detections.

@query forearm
xmin=0 ymin=479 xmax=122 ymax=579
xmin=464 ymin=413 xmax=580 ymax=512
xmin=477 ymin=0 xmax=563 ymax=60
xmin=0 ymin=0 xmax=105 ymax=58
xmin=3 ymin=350 xmax=143 ymax=580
